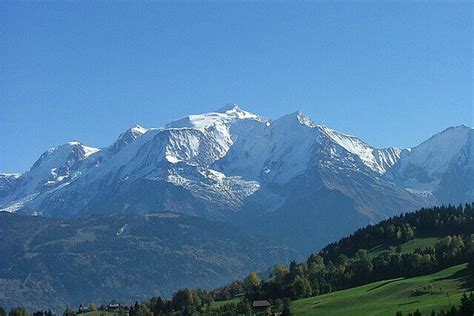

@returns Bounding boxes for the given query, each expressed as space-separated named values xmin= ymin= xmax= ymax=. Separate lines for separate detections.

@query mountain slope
xmin=0 ymin=106 xmax=471 ymax=253
xmin=0 ymin=173 xmax=21 ymax=198
xmin=388 ymin=125 xmax=473 ymax=204
xmin=291 ymin=263 xmax=471 ymax=316
xmin=0 ymin=212 xmax=294 ymax=311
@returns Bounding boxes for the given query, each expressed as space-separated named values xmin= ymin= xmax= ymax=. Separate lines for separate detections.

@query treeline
xmin=129 ymin=291 xmax=290 ymax=315
xmin=241 ymin=204 xmax=474 ymax=301
xmin=3 ymin=204 xmax=473 ymax=316
xmin=320 ymin=204 xmax=474 ymax=262
xmin=132 ymin=204 xmax=474 ymax=314
xmin=140 ymin=204 xmax=474 ymax=314
xmin=399 ymin=292 xmax=474 ymax=316
xmin=243 ymin=235 xmax=473 ymax=302
xmin=135 ymin=290 xmax=214 ymax=315
xmin=0 ymin=307 xmax=50 ymax=316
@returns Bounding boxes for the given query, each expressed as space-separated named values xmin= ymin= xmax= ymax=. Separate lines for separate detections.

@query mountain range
xmin=1 ymin=105 xmax=472 ymax=253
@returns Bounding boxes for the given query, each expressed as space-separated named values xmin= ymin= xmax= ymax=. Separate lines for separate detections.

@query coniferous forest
xmin=107 ymin=203 xmax=474 ymax=315
xmin=4 ymin=204 xmax=472 ymax=315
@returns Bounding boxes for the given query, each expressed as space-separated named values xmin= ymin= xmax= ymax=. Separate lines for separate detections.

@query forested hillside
xmin=128 ymin=204 xmax=474 ymax=315
xmin=2 ymin=204 xmax=473 ymax=315
xmin=0 ymin=212 xmax=293 ymax=311
xmin=245 ymin=204 xmax=474 ymax=301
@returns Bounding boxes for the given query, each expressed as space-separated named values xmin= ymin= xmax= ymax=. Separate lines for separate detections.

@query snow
xmin=0 ymin=141 xmax=100 ymax=211
xmin=373 ymin=147 xmax=403 ymax=171
xmin=165 ymin=155 xmax=181 ymax=164
xmin=390 ymin=125 xmax=473 ymax=192
xmin=263 ymin=113 xmax=401 ymax=175
xmin=1 ymin=105 xmax=471 ymax=217
xmin=295 ymin=111 xmax=317 ymax=127
xmin=116 ymin=224 xmax=128 ymax=236
xmin=216 ymin=104 xmax=265 ymax=120
xmin=166 ymin=111 xmax=264 ymax=131
xmin=78 ymin=143 xmax=100 ymax=157
xmin=260 ymin=112 xmax=319 ymax=183
xmin=0 ymin=193 xmax=39 ymax=213
xmin=130 ymin=124 xmax=148 ymax=135
xmin=319 ymin=126 xmax=402 ymax=174
xmin=0 ymin=173 xmax=21 ymax=178
xmin=401 ymin=126 xmax=470 ymax=176
xmin=108 ymin=124 xmax=149 ymax=155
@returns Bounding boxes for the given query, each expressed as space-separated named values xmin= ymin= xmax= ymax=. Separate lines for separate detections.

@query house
xmin=77 ymin=305 xmax=90 ymax=314
xmin=107 ymin=302 xmax=121 ymax=311
xmin=252 ymin=300 xmax=271 ymax=312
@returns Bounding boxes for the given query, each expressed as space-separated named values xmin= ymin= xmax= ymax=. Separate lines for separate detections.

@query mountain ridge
xmin=0 ymin=211 xmax=295 ymax=311
xmin=1 ymin=106 xmax=472 ymax=252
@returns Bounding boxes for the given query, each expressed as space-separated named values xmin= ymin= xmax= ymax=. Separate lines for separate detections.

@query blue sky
xmin=1 ymin=1 xmax=472 ymax=172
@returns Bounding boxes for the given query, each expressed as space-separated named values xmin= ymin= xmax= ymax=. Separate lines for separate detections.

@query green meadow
xmin=210 ymin=263 xmax=471 ymax=315
xmin=291 ymin=263 xmax=471 ymax=316
xmin=368 ymin=237 xmax=442 ymax=257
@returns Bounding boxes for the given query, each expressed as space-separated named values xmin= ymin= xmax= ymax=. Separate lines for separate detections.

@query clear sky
xmin=1 ymin=1 xmax=472 ymax=172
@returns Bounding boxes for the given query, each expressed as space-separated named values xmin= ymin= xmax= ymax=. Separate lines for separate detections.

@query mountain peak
xmin=110 ymin=125 xmax=149 ymax=154
xmin=274 ymin=111 xmax=317 ymax=129
xmin=391 ymin=124 xmax=473 ymax=192
xmin=417 ymin=124 xmax=471 ymax=150
xmin=131 ymin=124 xmax=148 ymax=133
xmin=216 ymin=103 xmax=243 ymax=113
xmin=295 ymin=111 xmax=317 ymax=127
xmin=56 ymin=142 xmax=100 ymax=157
xmin=66 ymin=141 xmax=81 ymax=146
xmin=117 ymin=124 xmax=148 ymax=140
xmin=1 ymin=106 xmax=471 ymax=223
xmin=214 ymin=104 xmax=264 ymax=120
xmin=438 ymin=124 xmax=472 ymax=135
xmin=166 ymin=105 xmax=266 ymax=130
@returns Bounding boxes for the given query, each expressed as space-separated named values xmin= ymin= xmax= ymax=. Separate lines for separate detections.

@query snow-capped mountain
xmin=1 ymin=105 xmax=471 ymax=252
xmin=0 ymin=142 xmax=100 ymax=213
xmin=318 ymin=125 xmax=402 ymax=174
xmin=387 ymin=125 xmax=473 ymax=203
xmin=0 ymin=173 xmax=21 ymax=199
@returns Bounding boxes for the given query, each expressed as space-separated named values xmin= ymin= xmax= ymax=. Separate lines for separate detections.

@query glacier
xmin=1 ymin=105 xmax=472 ymax=253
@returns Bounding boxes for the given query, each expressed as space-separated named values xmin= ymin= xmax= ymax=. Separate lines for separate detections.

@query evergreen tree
xmin=282 ymin=298 xmax=292 ymax=316
xmin=449 ymin=305 xmax=459 ymax=316
xmin=236 ymin=298 xmax=252 ymax=315
xmin=459 ymin=292 xmax=474 ymax=316
xmin=153 ymin=296 xmax=165 ymax=315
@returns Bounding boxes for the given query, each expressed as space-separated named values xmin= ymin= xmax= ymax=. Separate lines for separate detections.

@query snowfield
xmin=0 ymin=105 xmax=472 ymax=224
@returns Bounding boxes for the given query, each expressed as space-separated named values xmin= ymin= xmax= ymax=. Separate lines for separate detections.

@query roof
xmin=252 ymin=300 xmax=271 ymax=308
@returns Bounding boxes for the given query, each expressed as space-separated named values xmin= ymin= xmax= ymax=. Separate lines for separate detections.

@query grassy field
xmin=291 ymin=263 xmax=472 ymax=316
xmin=368 ymin=237 xmax=441 ymax=257
xmin=211 ymin=296 xmax=241 ymax=309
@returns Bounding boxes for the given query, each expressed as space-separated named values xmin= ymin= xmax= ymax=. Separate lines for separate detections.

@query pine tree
xmin=282 ymin=299 xmax=292 ymax=316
